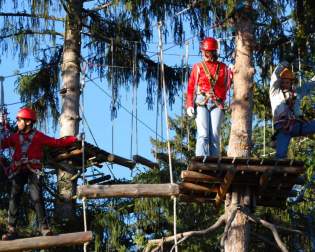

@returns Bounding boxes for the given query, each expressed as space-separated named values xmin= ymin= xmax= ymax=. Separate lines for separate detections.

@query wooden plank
xmin=77 ymin=184 xmax=180 ymax=198
xmin=181 ymin=170 xmax=222 ymax=183
xmin=215 ymin=169 xmax=236 ymax=208
xmin=87 ymin=175 xmax=111 ymax=185
xmin=0 ymin=231 xmax=93 ymax=252
xmin=179 ymin=182 xmax=218 ymax=193
xmin=133 ymin=155 xmax=159 ymax=169
xmin=188 ymin=161 xmax=305 ymax=174
xmin=192 ymin=156 xmax=304 ymax=166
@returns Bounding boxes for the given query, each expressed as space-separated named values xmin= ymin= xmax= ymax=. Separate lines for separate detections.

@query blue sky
xmin=0 ymin=30 xmax=204 ymax=181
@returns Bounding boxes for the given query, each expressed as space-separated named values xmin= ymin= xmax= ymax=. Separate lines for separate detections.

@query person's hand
xmin=186 ymin=107 xmax=195 ymax=117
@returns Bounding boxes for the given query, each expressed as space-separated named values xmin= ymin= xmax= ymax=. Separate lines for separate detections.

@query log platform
xmin=0 ymin=231 xmax=93 ymax=252
xmin=46 ymin=141 xmax=136 ymax=169
xmin=181 ymin=156 xmax=305 ymax=208
xmin=76 ymin=156 xmax=305 ymax=208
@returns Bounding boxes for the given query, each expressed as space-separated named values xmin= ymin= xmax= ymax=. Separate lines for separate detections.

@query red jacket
xmin=1 ymin=130 xmax=77 ymax=171
xmin=186 ymin=61 xmax=232 ymax=108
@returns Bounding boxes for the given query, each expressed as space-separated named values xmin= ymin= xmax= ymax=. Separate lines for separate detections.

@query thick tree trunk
xmin=225 ymin=1 xmax=255 ymax=251
xmin=227 ymin=3 xmax=254 ymax=158
xmin=55 ymin=0 xmax=82 ymax=226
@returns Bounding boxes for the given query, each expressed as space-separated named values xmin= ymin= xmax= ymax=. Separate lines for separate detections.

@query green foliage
xmin=15 ymin=47 xmax=62 ymax=127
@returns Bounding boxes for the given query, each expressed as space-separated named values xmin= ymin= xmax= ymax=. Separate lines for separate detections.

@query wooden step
xmin=77 ymin=184 xmax=180 ymax=198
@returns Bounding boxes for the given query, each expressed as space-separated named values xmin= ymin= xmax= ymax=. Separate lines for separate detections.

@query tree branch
xmin=0 ymin=12 xmax=64 ymax=22
xmin=144 ymin=214 xmax=226 ymax=252
xmin=220 ymin=207 xmax=239 ymax=251
xmin=0 ymin=29 xmax=64 ymax=40
xmin=88 ymin=2 xmax=112 ymax=12
xmin=239 ymin=208 xmax=289 ymax=252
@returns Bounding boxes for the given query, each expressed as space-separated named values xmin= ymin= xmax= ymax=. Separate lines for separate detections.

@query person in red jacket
xmin=1 ymin=107 xmax=77 ymax=240
xmin=186 ymin=37 xmax=232 ymax=157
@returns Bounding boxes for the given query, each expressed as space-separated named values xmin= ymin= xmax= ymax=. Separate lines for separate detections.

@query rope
xmin=158 ymin=21 xmax=178 ymax=252
xmin=80 ymin=62 xmax=88 ymax=252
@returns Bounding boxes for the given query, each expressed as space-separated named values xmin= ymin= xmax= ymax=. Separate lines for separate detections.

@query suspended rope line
xmin=82 ymin=73 xmax=164 ymax=140
xmin=184 ymin=42 xmax=190 ymax=153
xmin=158 ymin=21 xmax=178 ymax=252
xmin=80 ymin=62 xmax=88 ymax=252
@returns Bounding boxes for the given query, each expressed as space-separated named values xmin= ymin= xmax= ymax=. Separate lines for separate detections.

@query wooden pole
xmin=0 ymin=231 xmax=93 ymax=252
xmin=77 ymin=184 xmax=180 ymax=198
xmin=133 ymin=155 xmax=159 ymax=169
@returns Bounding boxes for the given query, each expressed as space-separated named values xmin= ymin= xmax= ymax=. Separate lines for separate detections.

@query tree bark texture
xmin=225 ymin=1 xmax=255 ymax=251
xmin=227 ymin=1 xmax=255 ymax=158
xmin=56 ymin=0 xmax=83 ymax=225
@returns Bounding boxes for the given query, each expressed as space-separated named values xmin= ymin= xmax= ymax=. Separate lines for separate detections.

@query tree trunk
xmin=225 ymin=1 xmax=255 ymax=251
xmin=227 ymin=2 xmax=254 ymax=158
xmin=55 ymin=0 xmax=82 ymax=226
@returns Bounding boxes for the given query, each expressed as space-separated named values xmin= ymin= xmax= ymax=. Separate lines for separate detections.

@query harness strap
xmin=199 ymin=61 xmax=224 ymax=109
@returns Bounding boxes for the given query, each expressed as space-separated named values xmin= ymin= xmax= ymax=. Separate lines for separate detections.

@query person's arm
xmin=186 ymin=64 xmax=199 ymax=109
xmin=39 ymin=132 xmax=78 ymax=148
xmin=270 ymin=61 xmax=289 ymax=95
xmin=0 ymin=134 xmax=15 ymax=149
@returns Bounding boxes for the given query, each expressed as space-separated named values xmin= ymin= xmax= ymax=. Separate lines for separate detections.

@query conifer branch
xmin=0 ymin=12 xmax=64 ymax=21
xmin=0 ymin=29 xmax=63 ymax=40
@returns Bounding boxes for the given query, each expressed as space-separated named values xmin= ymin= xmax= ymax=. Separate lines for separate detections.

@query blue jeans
xmin=275 ymin=120 xmax=315 ymax=158
xmin=195 ymin=98 xmax=224 ymax=157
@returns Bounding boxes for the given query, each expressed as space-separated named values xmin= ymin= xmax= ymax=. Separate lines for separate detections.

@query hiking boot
xmin=2 ymin=225 xmax=17 ymax=240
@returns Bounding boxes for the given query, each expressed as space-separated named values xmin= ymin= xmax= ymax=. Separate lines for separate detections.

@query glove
xmin=186 ymin=107 xmax=195 ymax=117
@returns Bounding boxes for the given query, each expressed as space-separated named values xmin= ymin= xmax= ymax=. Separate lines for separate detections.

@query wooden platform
xmin=180 ymin=156 xmax=305 ymax=208
xmin=46 ymin=141 xmax=136 ymax=169
xmin=76 ymin=156 xmax=305 ymax=208
xmin=0 ymin=231 xmax=93 ymax=252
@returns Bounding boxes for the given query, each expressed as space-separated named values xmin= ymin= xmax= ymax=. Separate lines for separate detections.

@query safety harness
xmin=9 ymin=130 xmax=42 ymax=178
xmin=271 ymin=88 xmax=304 ymax=141
xmin=196 ymin=61 xmax=225 ymax=110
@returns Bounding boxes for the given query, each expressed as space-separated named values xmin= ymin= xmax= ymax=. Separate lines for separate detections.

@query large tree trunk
xmin=55 ymin=0 xmax=82 ymax=227
xmin=225 ymin=1 xmax=255 ymax=251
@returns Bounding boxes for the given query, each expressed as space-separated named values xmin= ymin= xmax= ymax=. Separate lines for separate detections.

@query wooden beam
xmin=133 ymin=155 xmax=159 ymax=169
xmin=55 ymin=148 xmax=83 ymax=161
xmin=215 ymin=169 xmax=236 ymax=208
xmin=188 ymin=161 xmax=305 ymax=174
xmin=155 ymin=152 xmax=186 ymax=168
xmin=77 ymin=184 xmax=180 ymax=198
xmin=179 ymin=182 xmax=218 ymax=193
xmin=181 ymin=170 xmax=222 ymax=183
xmin=87 ymin=175 xmax=111 ymax=185
xmin=106 ymin=154 xmax=136 ymax=169
xmin=0 ymin=231 xmax=93 ymax=252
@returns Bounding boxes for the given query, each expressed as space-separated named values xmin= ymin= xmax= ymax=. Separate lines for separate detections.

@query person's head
xmin=200 ymin=37 xmax=218 ymax=62
xmin=279 ymin=68 xmax=295 ymax=90
xmin=16 ymin=107 xmax=37 ymax=133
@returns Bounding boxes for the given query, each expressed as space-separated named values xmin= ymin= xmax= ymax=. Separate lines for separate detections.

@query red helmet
xmin=16 ymin=107 xmax=37 ymax=121
xmin=200 ymin=37 xmax=218 ymax=51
